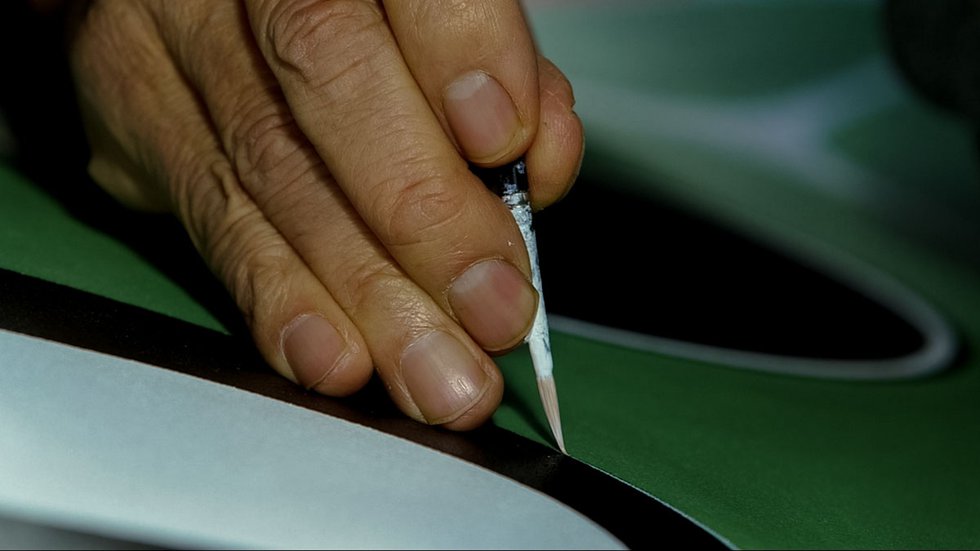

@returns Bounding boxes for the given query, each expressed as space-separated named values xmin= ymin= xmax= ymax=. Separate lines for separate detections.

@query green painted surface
xmin=832 ymin=103 xmax=980 ymax=205
xmin=3 ymin=0 xmax=979 ymax=548
xmin=0 ymin=164 xmax=226 ymax=333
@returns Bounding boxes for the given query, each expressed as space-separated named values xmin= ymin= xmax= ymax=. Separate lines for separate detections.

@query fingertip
xmin=307 ymin=342 xmax=374 ymax=398
xmin=281 ymin=312 xmax=372 ymax=397
xmin=448 ymin=259 xmax=538 ymax=352
xmin=399 ymin=330 xmax=503 ymax=429
xmin=439 ymin=363 xmax=504 ymax=431
xmin=444 ymin=70 xmax=533 ymax=167
xmin=385 ymin=1 xmax=540 ymax=168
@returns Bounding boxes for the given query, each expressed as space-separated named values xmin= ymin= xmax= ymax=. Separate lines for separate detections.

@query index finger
xmin=384 ymin=0 xmax=539 ymax=166
xmin=385 ymin=2 xmax=583 ymax=209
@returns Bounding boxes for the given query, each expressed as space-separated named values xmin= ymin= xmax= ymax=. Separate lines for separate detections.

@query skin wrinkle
xmin=149 ymin=20 xmax=314 ymax=306
xmin=324 ymin=79 xmax=436 ymax=173
xmin=231 ymin=108 xmax=309 ymax=191
xmin=375 ymin=173 xmax=468 ymax=249
xmin=255 ymin=163 xmax=331 ymax=228
xmin=238 ymin=245 xmax=293 ymax=329
xmin=262 ymin=1 xmax=540 ymax=328
xmin=358 ymin=126 xmax=458 ymax=189
xmin=124 ymin=41 xmax=349 ymax=386
xmin=265 ymin=0 xmax=387 ymax=85
xmin=68 ymin=0 xmax=580 ymax=429
xmin=340 ymin=262 xmax=410 ymax=318
xmin=163 ymin=4 xmax=296 ymax=166
xmin=300 ymin=73 xmax=403 ymax=168
xmin=359 ymin=95 xmax=440 ymax=148
xmin=212 ymin=211 xmax=290 ymax=324
xmin=164 ymin=9 xmax=346 ymax=224
xmin=144 ymin=80 xmax=212 ymax=170
xmin=268 ymin=176 xmax=372 ymax=256
xmin=192 ymin=163 xmax=255 ymax=256
xmin=161 ymin=3 xmax=240 ymax=81
xmin=311 ymin=216 xmax=395 ymax=287
xmin=171 ymin=155 xmax=235 ymax=248
xmin=159 ymin=7 xmax=423 ymax=402
xmin=168 ymin=154 xmax=217 ymax=252
xmin=244 ymin=136 xmax=320 ymax=205
xmin=265 ymin=0 xmax=341 ymax=77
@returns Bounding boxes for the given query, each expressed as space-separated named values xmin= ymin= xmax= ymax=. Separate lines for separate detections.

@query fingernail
xmin=282 ymin=313 xmax=347 ymax=391
xmin=449 ymin=259 xmax=537 ymax=351
xmin=444 ymin=71 xmax=522 ymax=162
xmin=401 ymin=331 xmax=489 ymax=424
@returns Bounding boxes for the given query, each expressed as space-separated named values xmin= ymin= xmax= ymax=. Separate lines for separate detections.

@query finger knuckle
xmin=172 ymin=159 xmax=248 ymax=255
xmin=339 ymin=257 xmax=414 ymax=318
xmin=171 ymin=161 xmax=299 ymax=332
xmin=374 ymin=172 xmax=465 ymax=248
xmin=267 ymin=0 xmax=386 ymax=85
xmin=196 ymin=195 xmax=291 ymax=328
xmin=220 ymin=228 xmax=293 ymax=328
xmin=227 ymin=96 xmax=309 ymax=188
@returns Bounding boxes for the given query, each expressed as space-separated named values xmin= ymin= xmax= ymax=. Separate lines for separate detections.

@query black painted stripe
xmin=0 ymin=268 xmax=725 ymax=548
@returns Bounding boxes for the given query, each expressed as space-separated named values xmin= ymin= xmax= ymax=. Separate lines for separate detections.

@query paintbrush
xmin=474 ymin=158 xmax=566 ymax=454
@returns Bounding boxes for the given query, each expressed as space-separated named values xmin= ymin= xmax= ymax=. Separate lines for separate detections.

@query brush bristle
xmin=537 ymin=376 xmax=567 ymax=454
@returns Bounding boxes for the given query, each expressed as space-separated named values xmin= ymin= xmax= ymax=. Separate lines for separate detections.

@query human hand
xmin=69 ymin=0 xmax=583 ymax=429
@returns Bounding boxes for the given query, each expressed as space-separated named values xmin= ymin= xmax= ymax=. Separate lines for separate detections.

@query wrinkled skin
xmin=68 ymin=0 xmax=583 ymax=429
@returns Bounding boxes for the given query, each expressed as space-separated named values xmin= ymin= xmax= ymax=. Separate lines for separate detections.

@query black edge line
xmin=0 ymin=268 xmax=725 ymax=549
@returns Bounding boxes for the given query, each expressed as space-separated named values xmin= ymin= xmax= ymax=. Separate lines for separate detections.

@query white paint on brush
xmin=504 ymin=193 xmax=553 ymax=379
xmin=505 ymin=190 xmax=565 ymax=453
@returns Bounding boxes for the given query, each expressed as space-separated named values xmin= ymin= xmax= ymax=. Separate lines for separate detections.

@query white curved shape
xmin=0 ymin=330 xmax=624 ymax=550
xmin=551 ymin=231 xmax=957 ymax=380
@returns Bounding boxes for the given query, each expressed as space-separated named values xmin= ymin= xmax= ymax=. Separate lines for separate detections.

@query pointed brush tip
xmin=552 ymin=424 xmax=568 ymax=455
xmin=536 ymin=375 xmax=567 ymax=455
xmin=556 ymin=433 xmax=568 ymax=455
